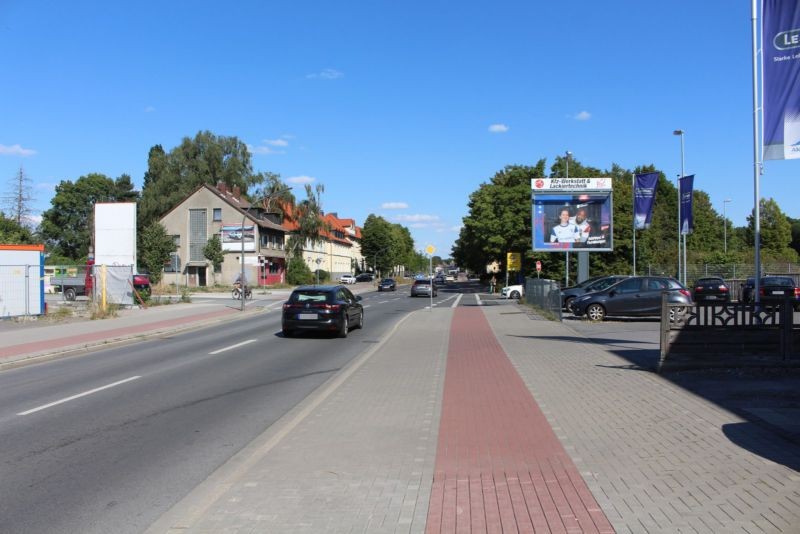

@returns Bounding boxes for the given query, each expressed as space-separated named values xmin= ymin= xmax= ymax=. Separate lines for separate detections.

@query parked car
xmin=692 ymin=276 xmax=730 ymax=303
xmin=445 ymin=274 xmax=456 ymax=282
xmin=433 ymin=274 xmax=445 ymax=285
xmin=742 ymin=276 xmax=800 ymax=309
xmin=282 ymin=285 xmax=364 ymax=338
xmin=561 ymin=275 xmax=630 ymax=310
xmin=570 ymin=276 xmax=693 ymax=321
xmin=355 ymin=273 xmax=374 ymax=282
xmin=339 ymin=274 xmax=357 ymax=284
xmin=410 ymin=279 xmax=437 ymax=297
xmin=501 ymin=284 xmax=523 ymax=299
xmin=378 ymin=278 xmax=397 ymax=291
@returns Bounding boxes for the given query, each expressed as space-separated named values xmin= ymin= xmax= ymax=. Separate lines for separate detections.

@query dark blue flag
xmin=680 ymin=175 xmax=694 ymax=235
xmin=634 ymin=172 xmax=659 ymax=230
xmin=763 ymin=0 xmax=800 ymax=160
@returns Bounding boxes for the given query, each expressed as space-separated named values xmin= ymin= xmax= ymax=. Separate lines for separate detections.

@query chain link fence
xmin=523 ymin=278 xmax=562 ymax=320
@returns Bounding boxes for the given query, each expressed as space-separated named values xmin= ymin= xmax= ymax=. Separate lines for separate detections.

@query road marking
xmin=18 ymin=376 xmax=142 ymax=416
xmin=209 ymin=339 xmax=258 ymax=355
xmin=452 ymin=294 xmax=463 ymax=308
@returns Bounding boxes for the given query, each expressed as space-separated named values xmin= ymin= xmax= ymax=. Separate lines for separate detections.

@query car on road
xmin=339 ymin=274 xmax=357 ymax=284
xmin=570 ymin=276 xmax=692 ymax=321
xmin=355 ymin=273 xmax=374 ymax=282
xmin=282 ymin=285 xmax=364 ymax=338
xmin=410 ymin=279 xmax=437 ymax=297
xmin=692 ymin=277 xmax=730 ymax=303
xmin=378 ymin=278 xmax=397 ymax=291
xmin=445 ymin=274 xmax=456 ymax=282
xmin=501 ymin=284 xmax=523 ymax=299
xmin=433 ymin=274 xmax=445 ymax=285
xmin=741 ymin=276 xmax=800 ymax=309
xmin=561 ymin=275 xmax=629 ymax=310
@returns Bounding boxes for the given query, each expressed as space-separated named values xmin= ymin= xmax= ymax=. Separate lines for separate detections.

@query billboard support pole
xmin=632 ymin=172 xmax=636 ymax=276
xmin=751 ymin=0 xmax=761 ymax=304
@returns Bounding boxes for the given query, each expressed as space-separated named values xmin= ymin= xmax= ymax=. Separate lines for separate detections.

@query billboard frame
xmin=531 ymin=178 xmax=614 ymax=253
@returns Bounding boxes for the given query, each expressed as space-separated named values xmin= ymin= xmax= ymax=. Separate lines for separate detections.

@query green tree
xmin=203 ymin=234 xmax=225 ymax=271
xmin=286 ymin=256 xmax=314 ymax=285
xmin=251 ymin=172 xmax=295 ymax=216
xmin=361 ymin=214 xmax=396 ymax=275
xmin=138 ymin=131 xmax=262 ymax=229
xmin=286 ymin=184 xmax=328 ymax=259
xmin=0 ymin=210 xmax=36 ymax=244
xmin=745 ymin=198 xmax=798 ymax=261
xmin=789 ymin=216 xmax=800 ymax=257
xmin=138 ymin=222 xmax=176 ymax=285
xmin=40 ymin=173 xmax=137 ymax=260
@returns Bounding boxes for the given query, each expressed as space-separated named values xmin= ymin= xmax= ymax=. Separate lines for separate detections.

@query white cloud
xmin=144 ymin=106 xmax=156 ymax=113
xmin=0 ymin=144 xmax=36 ymax=157
xmin=306 ymin=68 xmax=344 ymax=80
xmin=381 ymin=202 xmax=409 ymax=209
xmin=287 ymin=175 xmax=316 ymax=185
xmin=249 ymin=143 xmax=286 ymax=155
xmin=450 ymin=224 xmax=463 ymax=232
xmin=265 ymin=138 xmax=288 ymax=147
xmin=574 ymin=111 xmax=592 ymax=121
xmin=394 ymin=213 xmax=439 ymax=223
xmin=488 ymin=124 xmax=509 ymax=133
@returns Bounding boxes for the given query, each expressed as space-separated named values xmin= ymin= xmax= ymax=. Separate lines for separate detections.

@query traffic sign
xmin=425 ymin=245 xmax=435 ymax=255
xmin=536 ymin=260 xmax=542 ymax=272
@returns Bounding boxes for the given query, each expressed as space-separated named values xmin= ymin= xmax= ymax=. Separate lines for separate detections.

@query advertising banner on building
xmin=221 ymin=224 xmax=255 ymax=252
xmin=633 ymin=172 xmax=659 ymax=230
xmin=531 ymin=178 xmax=613 ymax=252
xmin=762 ymin=0 xmax=800 ymax=160
xmin=680 ymin=175 xmax=695 ymax=235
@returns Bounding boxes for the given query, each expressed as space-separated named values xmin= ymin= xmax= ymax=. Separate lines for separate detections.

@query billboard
xmin=531 ymin=178 xmax=613 ymax=252
xmin=221 ymin=224 xmax=255 ymax=252
xmin=95 ymin=203 xmax=136 ymax=267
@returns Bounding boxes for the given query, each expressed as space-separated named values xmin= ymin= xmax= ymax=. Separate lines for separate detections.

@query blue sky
xmin=1 ymin=1 xmax=797 ymax=258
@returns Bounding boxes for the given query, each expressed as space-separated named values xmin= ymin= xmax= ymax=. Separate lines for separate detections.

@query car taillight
xmin=694 ymin=286 xmax=703 ymax=292
xmin=323 ymin=304 xmax=341 ymax=311
xmin=719 ymin=285 xmax=728 ymax=292
xmin=795 ymin=288 xmax=800 ymax=297
xmin=679 ymin=289 xmax=691 ymax=297
xmin=759 ymin=288 xmax=765 ymax=296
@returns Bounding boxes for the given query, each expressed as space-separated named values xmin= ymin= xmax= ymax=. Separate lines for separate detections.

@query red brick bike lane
xmin=426 ymin=307 xmax=614 ymax=534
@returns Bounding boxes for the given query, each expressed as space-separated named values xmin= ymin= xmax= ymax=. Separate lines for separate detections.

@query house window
xmin=172 ymin=235 xmax=181 ymax=248
xmin=213 ymin=208 xmax=222 ymax=222
xmin=189 ymin=209 xmax=208 ymax=262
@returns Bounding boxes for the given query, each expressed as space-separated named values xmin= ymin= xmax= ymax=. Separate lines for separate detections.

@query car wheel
xmin=510 ymin=290 xmax=520 ymax=299
xmin=65 ymin=288 xmax=77 ymax=301
xmin=564 ymin=296 xmax=574 ymax=310
xmin=586 ymin=303 xmax=605 ymax=322
xmin=355 ymin=310 xmax=364 ymax=329
xmin=669 ymin=306 xmax=688 ymax=321
xmin=339 ymin=314 xmax=349 ymax=338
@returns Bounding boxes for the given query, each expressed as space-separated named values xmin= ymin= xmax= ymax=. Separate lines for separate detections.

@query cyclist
xmin=233 ymin=273 xmax=252 ymax=299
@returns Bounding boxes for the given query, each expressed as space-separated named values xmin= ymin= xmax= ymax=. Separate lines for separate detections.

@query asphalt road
xmin=0 ymin=285 xmax=462 ymax=534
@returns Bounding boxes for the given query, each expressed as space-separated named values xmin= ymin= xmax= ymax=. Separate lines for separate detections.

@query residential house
xmin=159 ymin=183 xmax=287 ymax=287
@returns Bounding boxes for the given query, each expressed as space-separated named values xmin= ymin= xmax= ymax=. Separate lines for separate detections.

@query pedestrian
xmin=490 ymin=274 xmax=497 ymax=294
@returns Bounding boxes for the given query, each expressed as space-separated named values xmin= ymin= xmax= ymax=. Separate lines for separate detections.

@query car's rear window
xmin=697 ymin=278 xmax=723 ymax=284
xmin=414 ymin=280 xmax=430 ymax=285
xmin=763 ymin=277 xmax=793 ymax=285
xmin=289 ymin=290 xmax=331 ymax=303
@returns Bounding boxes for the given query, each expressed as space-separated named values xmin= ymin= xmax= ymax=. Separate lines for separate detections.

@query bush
xmin=287 ymin=256 xmax=314 ymax=285
xmin=316 ymin=269 xmax=330 ymax=283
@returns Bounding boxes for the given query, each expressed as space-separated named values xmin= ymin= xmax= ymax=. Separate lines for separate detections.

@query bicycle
xmin=232 ymin=283 xmax=253 ymax=300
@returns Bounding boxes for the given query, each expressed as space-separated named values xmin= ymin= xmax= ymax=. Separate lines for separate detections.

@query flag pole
xmin=751 ymin=0 xmax=762 ymax=305
xmin=632 ymin=173 xmax=636 ymax=276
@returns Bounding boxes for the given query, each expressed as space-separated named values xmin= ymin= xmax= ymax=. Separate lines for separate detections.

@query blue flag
xmin=763 ymin=0 xmax=800 ymax=160
xmin=633 ymin=172 xmax=659 ymax=230
xmin=680 ymin=175 xmax=694 ymax=235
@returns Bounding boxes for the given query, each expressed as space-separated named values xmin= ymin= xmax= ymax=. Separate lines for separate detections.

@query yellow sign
xmin=425 ymin=245 xmax=436 ymax=255
xmin=506 ymin=252 xmax=521 ymax=271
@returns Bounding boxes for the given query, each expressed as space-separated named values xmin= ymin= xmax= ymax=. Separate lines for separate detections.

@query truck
xmin=51 ymin=260 xmax=151 ymax=301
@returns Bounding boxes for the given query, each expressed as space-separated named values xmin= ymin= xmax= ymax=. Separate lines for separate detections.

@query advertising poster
xmin=531 ymin=178 xmax=613 ymax=252
xmin=221 ymin=224 xmax=255 ymax=252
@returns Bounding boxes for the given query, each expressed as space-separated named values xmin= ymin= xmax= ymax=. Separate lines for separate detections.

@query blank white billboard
xmin=95 ymin=203 xmax=137 ymax=267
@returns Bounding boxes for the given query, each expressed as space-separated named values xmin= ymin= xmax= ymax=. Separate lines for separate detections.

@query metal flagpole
xmin=751 ymin=0 xmax=762 ymax=305
xmin=632 ymin=173 xmax=636 ymax=276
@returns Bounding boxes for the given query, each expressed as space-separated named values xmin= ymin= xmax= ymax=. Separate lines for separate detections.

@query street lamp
xmin=673 ymin=130 xmax=685 ymax=285
xmin=723 ymin=198 xmax=732 ymax=254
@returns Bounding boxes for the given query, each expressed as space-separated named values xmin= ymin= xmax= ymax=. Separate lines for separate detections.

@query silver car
xmin=410 ymin=279 xmax=437 ymax=297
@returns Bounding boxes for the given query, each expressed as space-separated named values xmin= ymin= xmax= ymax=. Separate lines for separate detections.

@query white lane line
xmin=209 ymin=339 xmax=258 ymax=355
xmin=475 ymin=293 xmax=482 ymax=306
xmin=452 ymin=294 xmax=463 ymax=308
xmin=18 ymin=376 xmax=142 ymax=416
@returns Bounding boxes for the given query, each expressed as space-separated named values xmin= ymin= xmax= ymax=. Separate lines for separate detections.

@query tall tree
xmin=251 ymin=172 xmax=295 ymax=216
xmin=40 ymin=173 xmax=136 ymax=260
xmin=286 ymin=183 xmax=327 ymax=258
xmin=138 ymin=131 xmax=262 ymax=229
xmin=3 ymin=166 xmax=35 ymax=228
xmin=745 ymin=198 xmax=798 ymax=261
xmin=138 ymin=222 xmax=176 ymax=285
xmin=361 ymin=214 xmax=396 ymax=275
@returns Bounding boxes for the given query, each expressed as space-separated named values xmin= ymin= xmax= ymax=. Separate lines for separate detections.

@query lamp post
xmin=565 ymin=151 xmax=572 ymax=287
xmin=723 ymin=198 xmax=732 ymax=254
xmin=240 ymin=212 xmax=247 ymax=311
xmin=673 ymin=130 xmax=685 ymax=285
